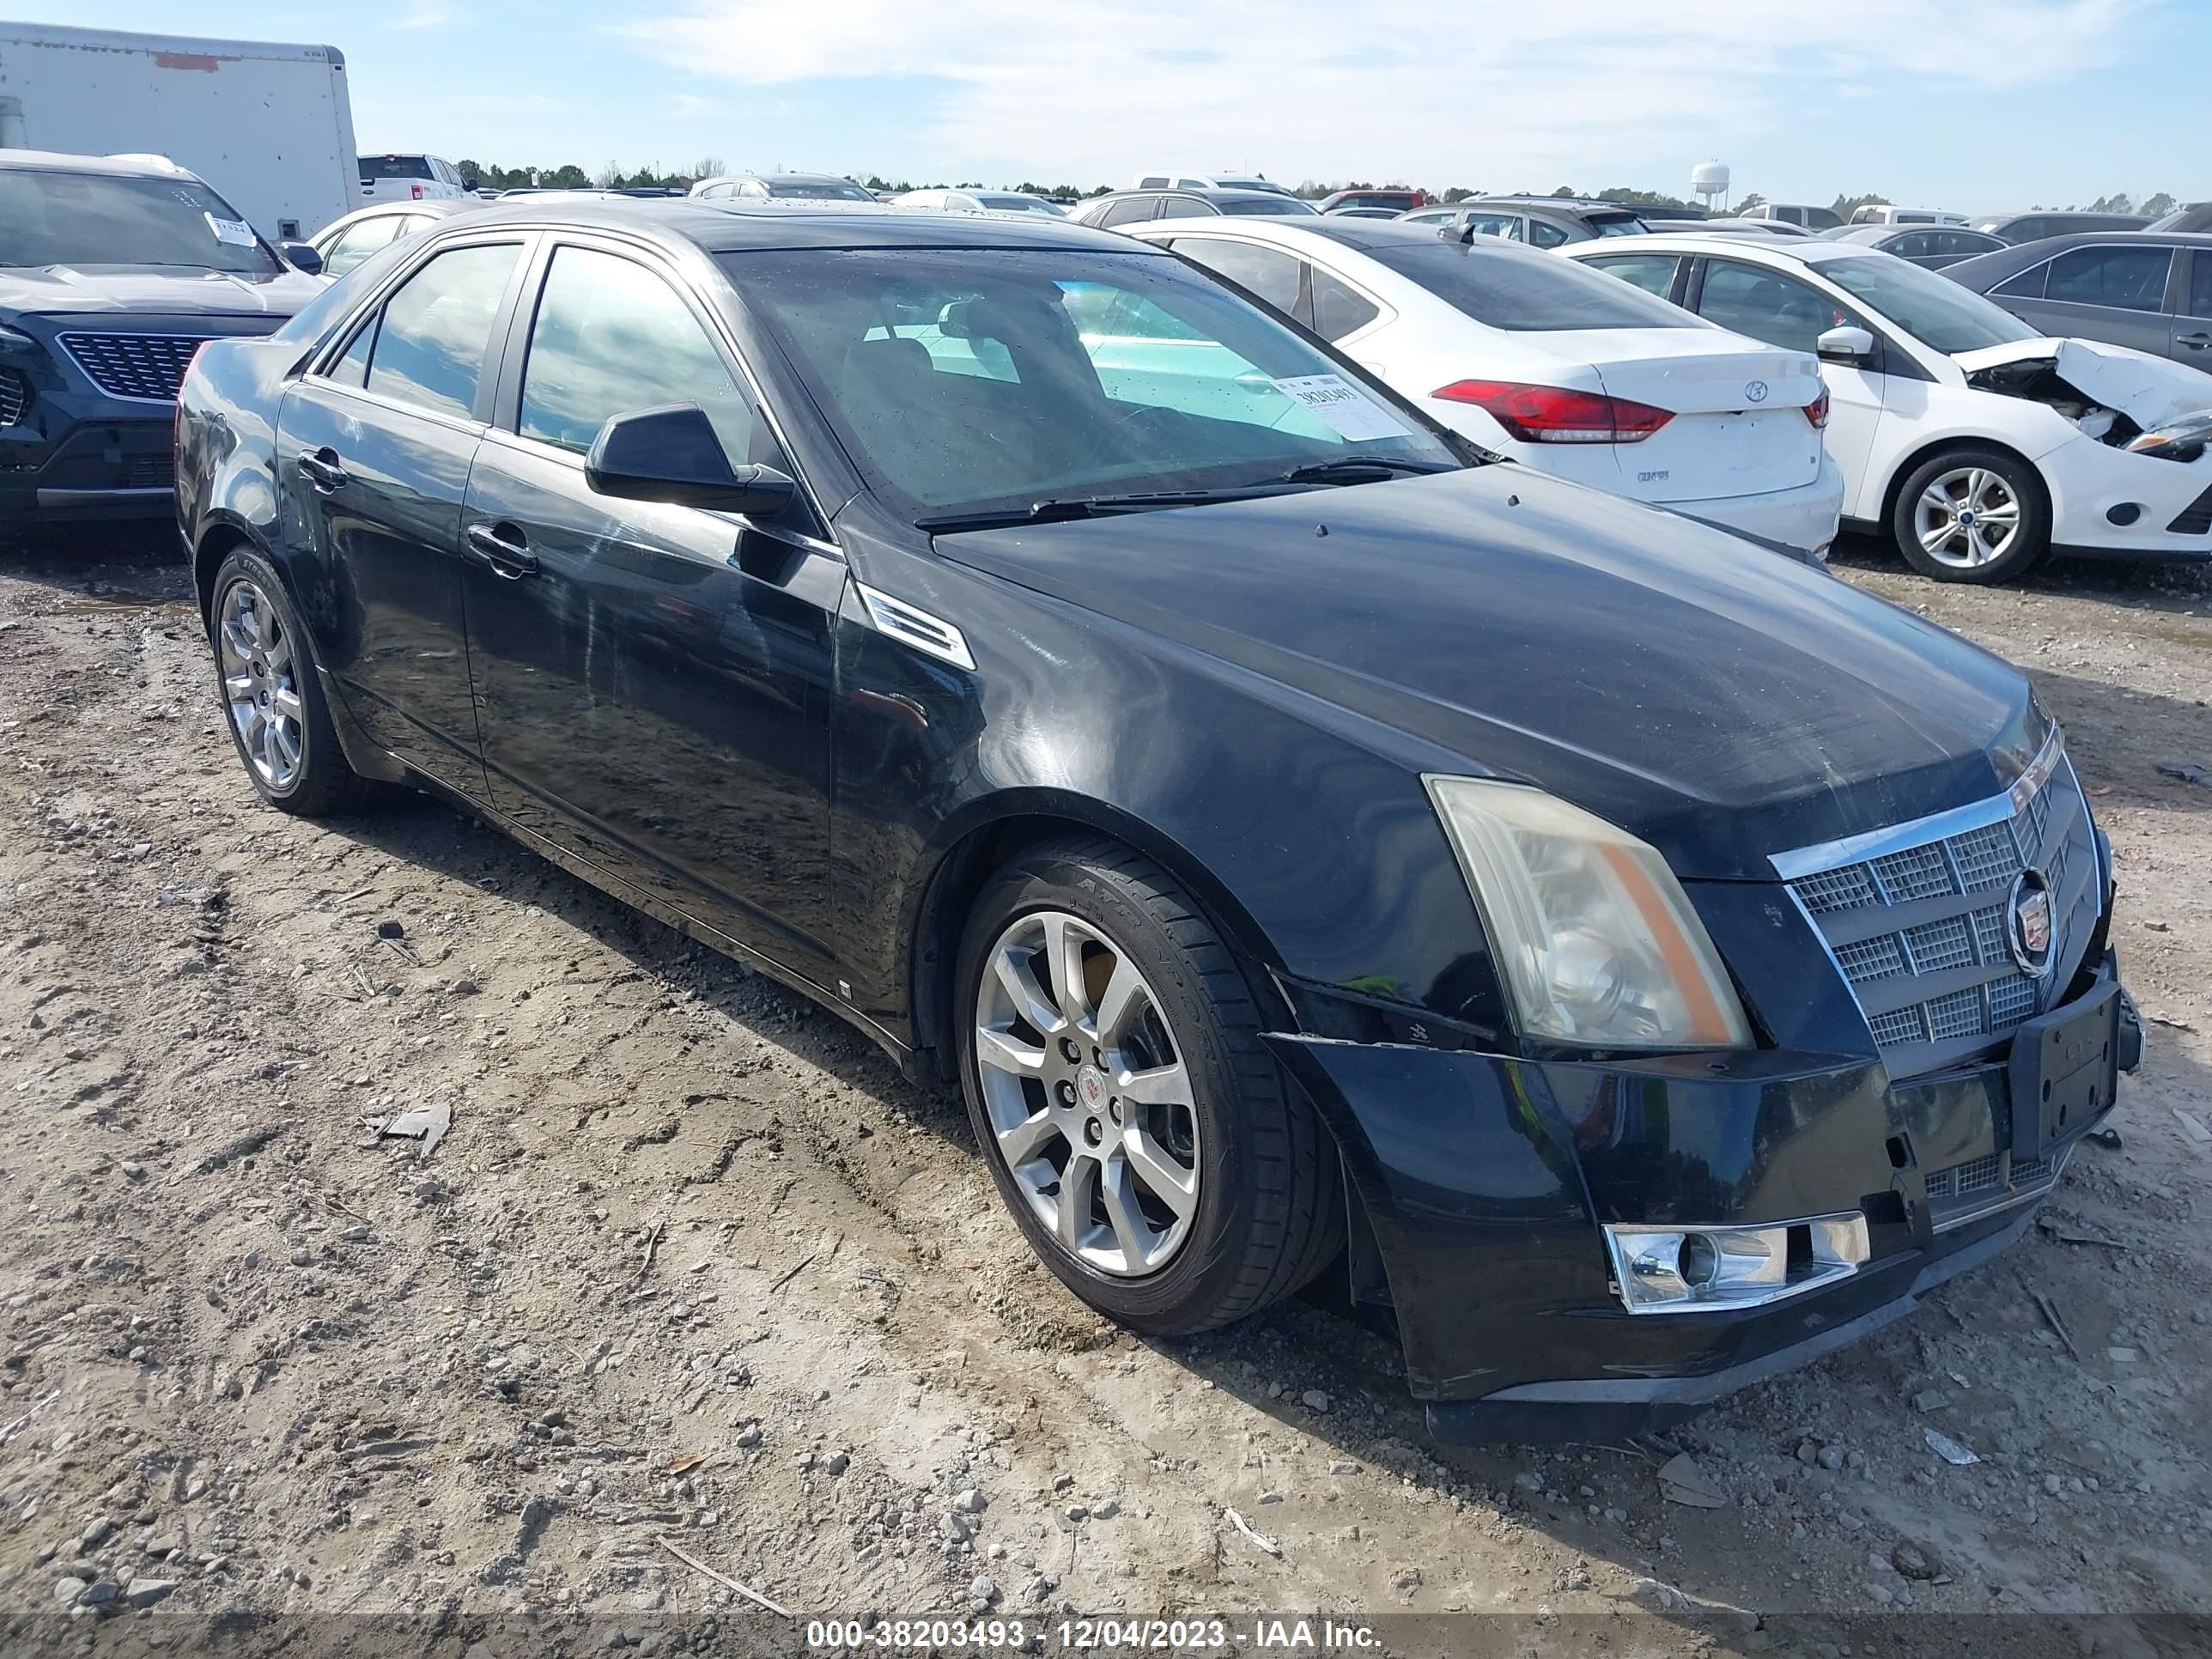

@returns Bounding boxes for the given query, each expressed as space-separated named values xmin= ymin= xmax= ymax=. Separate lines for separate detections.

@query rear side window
xmin=362 ymin=156 xmax=434 ymax=181
xmin=1174 ymin=237 xmax=1303 ymax=314
xmin=1156 ymin=197 xmax=1213 ymax=222
xmin=1309 ymin=266 xmax=1380 ymax=339
xmin=320 ymin=216 xmax=407 ymax=279
xmin=2045 ymin=246 xmax=2173 ymax=312
xmin=362 ymin=242 xmax=522 ymax=419
xmin=1371 ymin=240 xmax=1700 ymax=331
xmin=1580 ymin=254 xmax=1681 ymax=301
xmin=1095 ymin=196 xmax=1158 ymax=228
xmin=518 ymin=246 xmax=754 ymax=460
xmin=2191 ymin=256 xmax=2212 ymax=320
xmin=1220 ymin=198 xmax=1316 ymax=216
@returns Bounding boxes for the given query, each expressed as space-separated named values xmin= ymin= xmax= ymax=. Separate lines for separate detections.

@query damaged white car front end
xmin=1953 ymin=337 xmax=2212 ymax=556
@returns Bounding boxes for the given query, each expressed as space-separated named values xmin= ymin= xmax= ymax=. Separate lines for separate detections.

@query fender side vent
xmin=855 ymin=582 xmax=975 ymax=672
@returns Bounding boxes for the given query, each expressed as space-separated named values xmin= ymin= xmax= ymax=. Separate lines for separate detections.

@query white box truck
xmin=0 ymin=22 xmax=360 ymax=242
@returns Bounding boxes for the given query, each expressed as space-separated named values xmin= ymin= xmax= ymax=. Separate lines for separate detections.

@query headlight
xmin=1424 ymin=776 xmax=1752 ymax=1048
xmin=1603 ymin=1214 xmax=1869 ymax=1314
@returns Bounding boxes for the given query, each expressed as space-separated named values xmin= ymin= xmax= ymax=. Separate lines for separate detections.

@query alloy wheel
xmin=972 ymin=909 xmax=1201 ymax=1277
xmin=1914 ymin=465 xmax=2022 ymax=569
xmin=216 ymin=577 xmax=307 ymax=790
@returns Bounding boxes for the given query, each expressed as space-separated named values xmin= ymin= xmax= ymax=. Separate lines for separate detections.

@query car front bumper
xmin=0 ymin=409 xmax=177 ymax=523
xmin=2042 ymin=435 xmax=2212 ymax=562
xmin=1265 ymin=947 xmax=2139 ymax=1443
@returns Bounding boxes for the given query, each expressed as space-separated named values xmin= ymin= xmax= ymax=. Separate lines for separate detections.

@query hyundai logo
xmin=2006 ymin=867 xmax=2055 ymax=977
xmin=1745 ymin=380 xmax=1770 ymax=404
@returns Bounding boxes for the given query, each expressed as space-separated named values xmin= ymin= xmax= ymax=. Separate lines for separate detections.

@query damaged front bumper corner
xmin=1264 ymin=950 xmax=2139 ymax=1444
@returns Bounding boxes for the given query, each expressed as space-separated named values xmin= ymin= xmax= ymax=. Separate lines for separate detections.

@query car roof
xmin=1474 ymin=196 xmax=1650 ymax=215
xmin=1940 ymin=228 xmax=2212 ymax=285
xmin=417 ymin=197 xmax=1146 ymax=254
xmin=698 ymin=171 xmax=866 ymax=188
xmin=1564 ymin=232 xmax=1875 ymax=266
xmin=0 ymin=146 xmax=204 ymax=180
xmin=1135 ymin=215 xmax=1556 ymax=261
xmin=1094 ymin=186 xmax=1304 ymax=204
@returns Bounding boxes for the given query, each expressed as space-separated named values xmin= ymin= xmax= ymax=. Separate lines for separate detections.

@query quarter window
xmin=1309 ymin=266 xmax=1380 ymax=339
xmin=1992 ymin=260 xmax=2050 ymax=299
xmin=362 ymin=242 xmax=522 ymax=419
xmin=1582 ymin=254 xmax=1681 ymax=301
xmin=520 ymin=246 xmax=755 ymax=459
xmin=2045 ymin=246 xmax=2173 ymax=313
xmin=1528 ymin=219 xmax=1570 ymax=248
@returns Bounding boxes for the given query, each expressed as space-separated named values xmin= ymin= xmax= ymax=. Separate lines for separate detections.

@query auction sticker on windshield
xmin=1269 ymin=374 xmax=1410 ymax=441
xmin=204 ymin=212 xmax=257 ymax=248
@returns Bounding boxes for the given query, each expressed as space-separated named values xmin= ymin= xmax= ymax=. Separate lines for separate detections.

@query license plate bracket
xmin=2006 ymin=979 xmax=2121 ymax=1162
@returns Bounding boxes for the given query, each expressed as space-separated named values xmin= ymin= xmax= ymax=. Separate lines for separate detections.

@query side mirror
xmin=280 ymin=241 xmax=325 ymax=275
xmin=585 ymin=404 xmax=796 ymax=516
xmin=1816 ymin=325 xmax=1875 ymax=363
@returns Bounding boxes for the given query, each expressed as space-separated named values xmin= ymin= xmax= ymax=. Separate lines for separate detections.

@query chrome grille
xmin=0 ymin=368 xmax=27 ymax=426
xmin=58 ymin=332 xmax=212 ymax=402
xmin=1774 ymin=732 xmax=2101 ymax=1079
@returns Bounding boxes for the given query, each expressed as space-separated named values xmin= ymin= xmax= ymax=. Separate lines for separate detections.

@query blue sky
xmin=21 ymin=0 xmax=2208 ymax=209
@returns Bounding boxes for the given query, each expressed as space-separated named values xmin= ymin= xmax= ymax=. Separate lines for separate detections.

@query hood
xmin=1954 ymin=335 xmax=2212 ymax=428
xmin=935 ymin=467 xmax=2041 ymax=879
xmin=0 ymin=264 xmax=324 ymax=320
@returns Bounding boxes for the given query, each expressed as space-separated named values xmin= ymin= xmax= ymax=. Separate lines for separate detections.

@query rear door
xmin=1687 ymin=255 xmax=1885 ymax=505
xmin=275 ymin=234 xmax=533 ymax=797
xmin=2174 ymin=252 xmax=2212 ymax=366
xmin=459 ymin=235 xmax=843 ymax=980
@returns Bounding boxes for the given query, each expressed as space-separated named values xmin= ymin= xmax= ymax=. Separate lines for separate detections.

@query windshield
xmin=769 ymin=180 xmax=877 ymax=202
xmin=1819 ymin=254 xmax=2037 ymax=353
xmin=0 ymin=168 xmax=279 ymax=274
xmin=1222 ymin=197 xmax=1319 ymax=216
xmin=976 ymin=195 xmax=1064 ymax=216
xmin=1370 ymin=240 xmax=1701 ymax=331
xmin=727 ymin=246 xmax=1460 ymax=524
xmin=361 ymin=156 xmax=434 ymax=181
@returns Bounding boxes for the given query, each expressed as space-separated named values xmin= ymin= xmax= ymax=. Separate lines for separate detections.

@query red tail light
xmin=1432 ymin=380 xmax=1674 ymax=444
xmin=410 ymin=183 xmax=424 ymax=199
xmin=1803 ymin=386 xmax=1831 ymax=428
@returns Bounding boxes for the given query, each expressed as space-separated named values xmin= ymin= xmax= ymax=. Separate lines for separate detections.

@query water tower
xmin=1691 ymin=160 xmax=1731 ymax=214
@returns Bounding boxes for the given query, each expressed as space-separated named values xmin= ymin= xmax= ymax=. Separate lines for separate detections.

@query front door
xmin=274 ymin=235 xmax=532 ymax=794
xmin=2173 ymin=251 xmax=2212 ymax=368
xmin=459 ymin=238 xmax=842 ymax=983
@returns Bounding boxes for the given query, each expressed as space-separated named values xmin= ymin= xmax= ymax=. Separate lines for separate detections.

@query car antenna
xmin=1441 ymin=222 xmax=1476 ymax=245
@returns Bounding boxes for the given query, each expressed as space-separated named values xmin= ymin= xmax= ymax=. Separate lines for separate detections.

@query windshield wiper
xmin=915 ymin=488 xmax=1274 ymax=533
xmin=1276 ymin=458 xmax=1456 ymax=485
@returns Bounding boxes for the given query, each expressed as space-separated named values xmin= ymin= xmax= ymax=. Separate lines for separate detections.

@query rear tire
xmin=955 ymin=838 xmax=1341 ymax=1335
xmin=208 ymin=547 xmax=368 ymax=817
xmin=1891 ymin=447 xmax=2050 ymax=584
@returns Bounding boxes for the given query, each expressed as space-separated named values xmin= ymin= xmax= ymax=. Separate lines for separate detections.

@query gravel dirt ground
xmin=1 ymin=528 xmax=2209 ymax=1658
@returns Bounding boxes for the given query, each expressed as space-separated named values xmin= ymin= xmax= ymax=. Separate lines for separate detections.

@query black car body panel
xmin=0 ymin=154 xmax=326 ymax=526
xmin=173 ymin=200 xmax=2136 ymax=1437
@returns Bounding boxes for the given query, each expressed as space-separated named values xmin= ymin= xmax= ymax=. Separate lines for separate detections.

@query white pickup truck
xmin=0 ymin=22 xmax=360 ymax=242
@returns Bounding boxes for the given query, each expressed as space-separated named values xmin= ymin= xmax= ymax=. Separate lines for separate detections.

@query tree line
xmin=446 ymin=162 xmax=2187 ymax=218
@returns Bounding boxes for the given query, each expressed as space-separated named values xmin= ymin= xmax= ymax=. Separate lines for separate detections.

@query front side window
xmin=519 ymin=246 xmax=755 ymax=460
xmin=1581 ymin=254 xmax=1681 ymax=301
xmin=1174 ymin=237 xmax=1304 ymax=313
xmin=1375 ymin=240 xmax=1698 ymax=331
xmin=728 ymin=246 xmax=1457 ymax=522
xmin=1820 ymin=254 xmax=2036 ymax=352
xmin=766 ymin=179 xmax=876 ymax=202
xmin=2045 ymin=246 xmax=2173 ymax=313
xmin=0 ymin=167 xmax=278 ymax=275
xmin=1694 ymin=260 xmax=1844 ymax=351
xmin=1459 ymin=214 xmax=1522 ymax=242
xmin=320 ymin=215 xmax=406 ymax=279
xmin=362 ymin=242 xmax=522 ymax=419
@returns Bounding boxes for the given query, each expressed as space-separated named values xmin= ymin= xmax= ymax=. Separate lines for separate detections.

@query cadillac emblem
xmin=2006 ymin=867 xmax=2054 ymax=977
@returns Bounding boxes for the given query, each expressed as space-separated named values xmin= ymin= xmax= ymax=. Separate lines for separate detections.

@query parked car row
xmin=164 ymin=193 xmax=2143 ymax=1443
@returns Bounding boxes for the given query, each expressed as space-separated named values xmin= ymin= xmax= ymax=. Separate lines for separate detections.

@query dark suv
xmin=0 ymin=149 xmax=326 ymax=534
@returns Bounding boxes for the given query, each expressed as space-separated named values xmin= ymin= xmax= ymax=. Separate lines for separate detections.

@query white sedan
xmin=1125 ymin=216 xmax=1843 ymax=556
xmin=1565 ymin=234 xmax=2212 ymax=583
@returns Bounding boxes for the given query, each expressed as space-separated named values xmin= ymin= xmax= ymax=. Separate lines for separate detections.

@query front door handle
xmin=465 ymin=521 xmax=539 ymax=579
xmin=2179 ymin=331 xmax=2211 ymax=349
xmin=295 ymin=447 xmax=348 ymax=490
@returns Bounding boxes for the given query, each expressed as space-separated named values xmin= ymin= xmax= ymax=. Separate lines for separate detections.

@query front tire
xmin=208 ymin=547 xmax=367 ymax=817
xmin=1891 ymin=447 xmax=2050 ymax=584
xmin=954 ymin=839 xmax=1341 ymax=1335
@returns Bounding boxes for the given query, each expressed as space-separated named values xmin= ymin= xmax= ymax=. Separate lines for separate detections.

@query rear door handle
xmin=295 ymin=448 xmax=348 ymax=490
xmin=2178 ymin=332 xmax=2212 ymax=349
xmin=465 ymin=521 xmax=539 ymax=579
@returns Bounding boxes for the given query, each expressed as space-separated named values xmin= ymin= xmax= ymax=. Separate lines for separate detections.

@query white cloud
xmin=609 ymin=0 xmax=2145 ymax=186
xmin=392 ymin=2 xmax=455 ymax=28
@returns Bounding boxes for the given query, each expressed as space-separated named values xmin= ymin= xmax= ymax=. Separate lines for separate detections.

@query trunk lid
xmin=1573 ymin=328 xmax=1826 ymax=504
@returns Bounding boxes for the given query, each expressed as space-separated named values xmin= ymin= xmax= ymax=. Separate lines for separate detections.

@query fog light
xmin=2106 ymin=502 xmax=2143 ymax=527
xmin=1604 ymin=1212 xmax=1870 ymax=1315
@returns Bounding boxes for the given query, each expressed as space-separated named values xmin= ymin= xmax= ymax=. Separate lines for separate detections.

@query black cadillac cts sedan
xmin=176 ymin=202 xmax=2140 ymax=1440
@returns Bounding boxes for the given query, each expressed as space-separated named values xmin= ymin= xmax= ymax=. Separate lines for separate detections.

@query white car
xmin=891 ymin=188 xmax=1065 ymax=217
xmin=356 ymin=153 xmax=470 ymax=204
xmin=1127 ymin=216 xmax=1844 ymax=556
xmin=1565 ymin=234 xmax=2212 ymax=582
